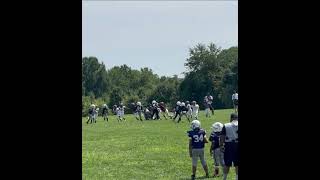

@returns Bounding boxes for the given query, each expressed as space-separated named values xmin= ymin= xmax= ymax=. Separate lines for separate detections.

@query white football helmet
xmin=181 ymin=102 xmax=185 ymax=106
xmin=103 ymin=104 xmax=107 ymax=107
xmin=177 ymin=101 xmax=181 ymax=106
xmin=211 ymin=122 xmax=223 ymax=132
xmin=152 ymin=100 xmax=156 ymax=104
xmin=137 ymin=101 xmax=141 ymax=106
xmin=91 ymin=104 xmax=96 ymax=108
xmin=96 ymin=108 xmax=99 ymax=111
xmin=191 ymin=120 xmax=201 ymax=130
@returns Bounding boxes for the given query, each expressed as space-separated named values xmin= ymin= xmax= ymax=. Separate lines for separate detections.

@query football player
xmin=232 ymin=90 xmax=238 ymax=113
xmin=204 ymin=96 xmax=212 ymax=118
xmin=135 ymin=101 xmax=144 ymax=121
xmin=86 ymin=104 xmax=95 ymax=124
xmin=187 ymin=120 xmax=209 ymax=180
xmin=186 ymin=101 xmax=193 ymax=120
xmin=112 ymin=105 xmax=118 ymax=115
xmin=191 ymin=101 xmax=199 ymax=120
xmin=209 ymin=122 xmax=225 ymax=177
xmin=151 ymin=100 xmax=160 ymax=120
xmin=178 ymin=102 xmax=190 ymax=123
xmin=220 ymin=113 xmax=238 ymax=180
xmin=173 ymin=101 xmax=182 ymax=122
xmin=208 ymin=95 xmax=214 ymax=115
xmin=117 ymin=103 xmax=126 ymax=122
xmin=158 ymin=102 xmax=169 ymax=120
xmin=144 ymin=106 xmax=152 ymax=120
xmin=102 ymin=104 xmax=109 ymax=121
xmin=93 ymin=107 xmax=99 ymax=123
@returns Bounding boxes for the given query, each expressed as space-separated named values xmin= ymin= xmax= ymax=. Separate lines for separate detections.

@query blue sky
xmin=82 ymin=1 xmax=238 ymax=78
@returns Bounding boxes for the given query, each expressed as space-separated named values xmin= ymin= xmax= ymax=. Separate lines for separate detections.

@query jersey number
xmin=193 ymin=134 xmax=203 ymax=142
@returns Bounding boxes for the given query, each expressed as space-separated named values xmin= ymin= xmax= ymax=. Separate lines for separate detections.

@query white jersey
xmin=187 ymin=104 xmax=192 ymax=111
xmin=224 ymin=121 xmax=238 ymax=142
xmin=118 ymin=106 xmax=125 ymax=117
xmin=232 ymin=93 xmax=238 ymax=100
xmin=191 ymin=104 xmax=199 ymax=113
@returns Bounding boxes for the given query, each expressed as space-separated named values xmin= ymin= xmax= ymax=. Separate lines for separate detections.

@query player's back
xmin=209 ymin=132 xmax=221 ymax=150
xmin=192 ymin=104 xmax=199 ymax=111
xmin=187 ymin=129 xmax=206 ymax=149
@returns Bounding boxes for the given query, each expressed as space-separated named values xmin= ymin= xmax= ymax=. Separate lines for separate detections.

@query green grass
xmin=83 ymin=109 xmax=237 ymax=180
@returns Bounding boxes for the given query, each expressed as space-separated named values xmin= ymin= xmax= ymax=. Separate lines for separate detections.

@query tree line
xmin=82 ymin=43 xmax=238 ymax=116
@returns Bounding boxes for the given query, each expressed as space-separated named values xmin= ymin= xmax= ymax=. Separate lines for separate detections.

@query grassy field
xmin=82 ymin=109 xmax=237 ymax=180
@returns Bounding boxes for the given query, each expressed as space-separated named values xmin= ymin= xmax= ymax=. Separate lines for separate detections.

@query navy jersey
xmin=175 ymin=105 xmax=181 ymax=112
xmin=209 ymin=132 xmax=221 ymax=150
xmin=102 ymin=107 xmax=108 ymax=114
xmin=135 ymin=105 xmax=143 ymax=112
xmin=88 ymin=108 xmax=94 ymax=115
xmin=180 ymin=106 xmax=188 ymax=112
xmin=187 ymin=129 xmax=206 ymax=149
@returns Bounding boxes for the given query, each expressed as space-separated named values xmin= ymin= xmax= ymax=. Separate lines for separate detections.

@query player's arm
xmin=203 ymin=131 xmax=209 ymax=143
xmin=210 ymin=141 xmax=214 ymax=156
xmin=189 ymin=139 xmax=192 ymax=157
xmin=220 ymin=126 xmax=226 ymax=151
xmin=204 ymin=135 xmax=209 ymax=143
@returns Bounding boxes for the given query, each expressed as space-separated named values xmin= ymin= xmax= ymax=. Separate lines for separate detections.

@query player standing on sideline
xmin=187 ymin=120 xmax=209 ymax=180
xmin=232 ymin=90 xmax=238 ymax=113
xmin=209 ymin=122 xmax=225 ymax=177
xmin=102 ymin=104 xmax=109 ymax=121
xmin=208 ymin=95 xmax=214 ymax=115
xmin=204 ymin=96 xmax=211 ymax=118
xmin=191 ymin=101 xmax=199 ymax=119
xmin=220 ymin=113 xmax=239 ymax=180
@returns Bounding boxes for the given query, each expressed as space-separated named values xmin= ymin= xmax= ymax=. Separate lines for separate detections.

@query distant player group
xmin=86 ymin=91 xmax=238 ymax=124
xmin=86 ymin=99 xmax=202 ymax=124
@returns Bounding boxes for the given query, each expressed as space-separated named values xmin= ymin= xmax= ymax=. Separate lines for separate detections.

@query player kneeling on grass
xmin=220 ymin=113 xmax=238 ymax=180
xmin=187 ymin=120 xmax=209 ymax=180
xmin=209 ymin=122 xmax=225 ymax=177
xmin=102 ymin=104 xmax=109 ymax=121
